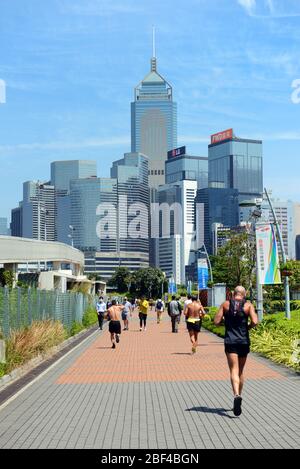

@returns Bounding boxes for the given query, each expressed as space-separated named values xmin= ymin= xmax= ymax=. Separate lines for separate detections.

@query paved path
xmin=0 ymin=313 xmax=299 ymax=449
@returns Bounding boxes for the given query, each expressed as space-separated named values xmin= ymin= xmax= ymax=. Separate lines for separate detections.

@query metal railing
xmin=0 ymin=287 xmax=96 ymax=337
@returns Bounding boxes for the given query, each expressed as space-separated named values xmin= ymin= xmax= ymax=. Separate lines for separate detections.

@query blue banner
xmin=198 ymin=259 xmax=209 ymax=290
xmin=168 ymin=278 xmax=177 ymax=294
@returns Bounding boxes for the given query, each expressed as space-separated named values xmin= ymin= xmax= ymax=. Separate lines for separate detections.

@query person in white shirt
xmin=96 ymin=297 xmax=107 ymax=330
xmin=155 ymin=298 xmax=165 ymax=324
xmin=184 ymin=295 xmax=193 ymax=329
xmin=122 ymin=297 xmax=133 ymax=331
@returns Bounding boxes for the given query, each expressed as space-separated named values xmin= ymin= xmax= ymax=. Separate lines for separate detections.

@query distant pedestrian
xmin=96 ymin=296 xmax=106 ymax=330
xmin=185 ymin=296 xmax=205 ymax=353
xmin=184 ymin=294 xmax=193 ymax=329
xmin=168 ymin=296 xmax=182 ymax=333
xmin=122 ymin=297 xmax=133 ymax=331
xmin=106 ymin=300 xmax=124 ymax=349
xmin=139 ymin=297 xmax=149 ymax=331
xmin=155 ymin=298 xmax=165 ymax=324
xmin=214 ymin=286 xmax=258 ymax=416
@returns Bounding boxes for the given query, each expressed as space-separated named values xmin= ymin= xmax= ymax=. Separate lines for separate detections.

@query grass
xmin=0 ymin=304 xmax=99 ymax=378
xmin=1 ymin=320 xmax=67 ymax=377
xmin=203 ymin=308 xmax=300 ymax=372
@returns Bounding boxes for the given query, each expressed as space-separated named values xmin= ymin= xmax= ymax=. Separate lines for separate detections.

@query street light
xmin=239 ymin=198 xmax=264 ymax=322
xmin=68 ymin=225 xmax=75 ymax=248
xmin=264 ymin=188 xmax=291 ymax=320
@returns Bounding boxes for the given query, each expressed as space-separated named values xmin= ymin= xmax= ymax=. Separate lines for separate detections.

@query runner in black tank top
xmin=214 ymin=286 xmax=258 ymax=417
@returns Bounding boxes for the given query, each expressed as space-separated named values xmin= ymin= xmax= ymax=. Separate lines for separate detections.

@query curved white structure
xmin=0 ymin=236 xmax=84 ymax=272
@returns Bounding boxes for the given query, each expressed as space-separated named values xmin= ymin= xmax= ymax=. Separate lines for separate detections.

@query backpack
xmin=156 ymin=301 xmax=163 ymax=310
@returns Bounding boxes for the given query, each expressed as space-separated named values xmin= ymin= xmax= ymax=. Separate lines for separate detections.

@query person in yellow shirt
xmin=185 ymin=296 xmax=205 ymax=354
xmin=139 ymin=297 xmax=149 ymax=331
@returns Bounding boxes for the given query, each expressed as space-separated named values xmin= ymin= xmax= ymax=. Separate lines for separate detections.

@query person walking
xmin=184 ymin=294 xmax=193 ymax=329
xmin=139 ymin=297 xmax=149 ymax=331
xmin=185 ymin=296 xmax=205 ymax=353
xmin=106 ymin=300 xmax=124 ymax=349
xmin=214 ymin=286 xmax=258 ymax=416
xmin=96 ymin=296 xmax=107 ymax=330
xmin=168 ymin=296 xmax=182 ymax=333
xmin=155 ymin=298 xmax=165 ymax=324
xmin=122 ymin=297 xmax=133 ymax=331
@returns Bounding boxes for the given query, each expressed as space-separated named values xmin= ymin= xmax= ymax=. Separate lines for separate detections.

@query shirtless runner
xmin=185 ymin=296 xmax=205 ymax=354
xmin=106 ymin=300 xmax=124 ymax=349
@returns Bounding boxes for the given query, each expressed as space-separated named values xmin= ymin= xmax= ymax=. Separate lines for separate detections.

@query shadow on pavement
xmin=186 ymin=407 xmax=234 ymax=418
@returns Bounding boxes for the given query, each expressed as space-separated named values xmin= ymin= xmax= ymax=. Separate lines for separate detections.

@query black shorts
xmin=187 ymin=321 xmax=202 ymax=333
xmin=225 ymin=343 xmax=250 ymax=357
xmin=109 ymin=321 xmax=121 ymax=335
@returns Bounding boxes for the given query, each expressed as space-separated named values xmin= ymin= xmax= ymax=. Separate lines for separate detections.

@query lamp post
xmin=68 ymin=225 xmax=75 ymax=248
xmin=239 ymin=198 xmax=264 ymax=322
xmin=264 ymin=188 xmax=291 ymax=320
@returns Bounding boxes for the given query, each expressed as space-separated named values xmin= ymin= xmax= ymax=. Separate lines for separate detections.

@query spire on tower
xmin=151 ymin=25 xmax=157 ymax=72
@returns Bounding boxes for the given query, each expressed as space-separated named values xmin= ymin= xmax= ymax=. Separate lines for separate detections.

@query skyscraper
xmin=208 ymin=129 xmax=263 ymax=204
xmin=0 ymin=217 xmax=9 ymax=235
xmin=22 ymin=181 xmax=56 ymax=241
xmin=195 ymin=187 xmax=240 ymax=254
xmin=51 ymin=160 xmax=97 ymax=192
xmin=131 ymin=32 xmax=177 ymax=188
xmin=165 ymin=146 xmax=208 ymax=189
xmin=157 ymin=179 xmax=198 ymax=284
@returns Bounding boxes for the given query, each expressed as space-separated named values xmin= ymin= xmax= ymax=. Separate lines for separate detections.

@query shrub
xmin=82 ymin=305 xmax=98 ymax=328
xmin=4 ymin=320 xmax=67 ymax=374
xmin=70 ymin=322 xmax=85 ymax=336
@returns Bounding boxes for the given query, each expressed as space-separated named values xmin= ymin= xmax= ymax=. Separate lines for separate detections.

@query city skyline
xmin=1 ymin=0 xmax=300 ymax=218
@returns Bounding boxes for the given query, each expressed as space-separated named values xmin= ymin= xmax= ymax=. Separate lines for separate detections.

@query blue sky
xmin=0 ymin=0 xmax=300 ymax=220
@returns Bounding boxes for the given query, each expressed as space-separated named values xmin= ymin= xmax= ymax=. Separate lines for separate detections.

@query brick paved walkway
xmin=0 ymin=313 xmax=299 ymax=449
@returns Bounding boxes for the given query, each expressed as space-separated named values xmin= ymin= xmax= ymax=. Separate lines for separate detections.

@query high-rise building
xmin=195 ymin=187 xmax=240 ymax=254
xmin=70 ymin=153 xmax=150 ymax=280
xmin=212 ymin=223 xmax=249 ymax=255
xmin=208 ymin=129 xmax=263 ymax=206
xmin=296 ymin=235 xmax=300 ymax=261
xmin=22 ymin=181 xmax=56 ymax=241
xmin=70 ymin=177 xmax=118 ymax=252
xmin=131 ymin=42 xmax=177 ymax=188
xmin=165 ymin=146 xmax=208 ymax=189
xmin=0 ymin=217 xmax=9 ymax=235
xmin=51 ymin=160 xmax=97 ymax=192
xmin=51 ymin=160 xmax=97 ymax=245
xmin=10 ymin=205 xmax=23 ymax=237
xmin=157 ymin=179 xmax=197 ymax=284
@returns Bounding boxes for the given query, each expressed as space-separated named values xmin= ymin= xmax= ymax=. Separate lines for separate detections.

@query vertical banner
xmin=198 ymin=259 xmax=209 ymax=290
xmin=168 ymin=277 xmax=177 ymax=294
xmin=256 ymin=223 xmax=282 ymax=285
xmin=187 ymin=280 xmax=192 ymax=295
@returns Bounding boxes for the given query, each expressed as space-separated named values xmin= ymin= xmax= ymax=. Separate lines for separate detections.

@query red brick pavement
xmin=56 ymin=314 xmax=285 ymax=385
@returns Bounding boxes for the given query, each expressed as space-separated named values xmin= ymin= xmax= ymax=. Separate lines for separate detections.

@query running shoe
xmin=116 ymin=335 xmax=120 ymax=343
xmin=233 ymin=395 xmax=242 ymax=416
xmin=112 ymin=343 xmax=116 ymax=349
xmin=192 ymin=346 xmax=196 ymax=354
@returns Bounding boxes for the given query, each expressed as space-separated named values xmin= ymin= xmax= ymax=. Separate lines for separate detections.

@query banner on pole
xmin=198 ymin=259 xmax=209 ymax=290
xmin=256 ymin=223 xmax=281 ymax=285
xmin=168 ymin=277 xmax=177 ymax=294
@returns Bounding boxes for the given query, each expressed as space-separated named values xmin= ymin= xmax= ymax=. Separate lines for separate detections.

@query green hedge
xmin=202 ymin=309 xmax=300 ymax=371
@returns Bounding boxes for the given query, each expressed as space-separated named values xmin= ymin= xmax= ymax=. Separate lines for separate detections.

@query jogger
xmin=214 ymin=286 xmax=258 ymax=416
xmin=185 ymin=296 xmax=205 ymax=353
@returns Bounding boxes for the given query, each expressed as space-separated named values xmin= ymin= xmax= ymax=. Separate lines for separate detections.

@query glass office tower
xmin=165 ymin=150 xmax=208 ymax=189
xmin=131 ymin=55 xmax=177 ymax=188
xmin=208 ymin=135 xmax=263 ymax=203
xmin=51 ymin=160 xmax=97 ymax=192
xmin=196 ymin=187 xmax=240 ymax=254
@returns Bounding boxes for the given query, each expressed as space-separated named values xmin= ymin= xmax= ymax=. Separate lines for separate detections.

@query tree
xmin=0 ymin=269 xmax=14 ymax=288
xmin=131 ymin=267 xmax=165 ymax=298
xmin=211 ymin=233 xmax=256 ymax=291
xmin=108 ymin=267 xmax=132 ymax=293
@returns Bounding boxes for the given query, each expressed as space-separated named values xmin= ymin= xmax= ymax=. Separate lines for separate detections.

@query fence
xmin=0 ymin=287 xmax=96 ymax=337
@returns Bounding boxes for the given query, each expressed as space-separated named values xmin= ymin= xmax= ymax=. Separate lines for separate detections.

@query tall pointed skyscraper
xmin=131 ymin=29 xmax=177 ymax=188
